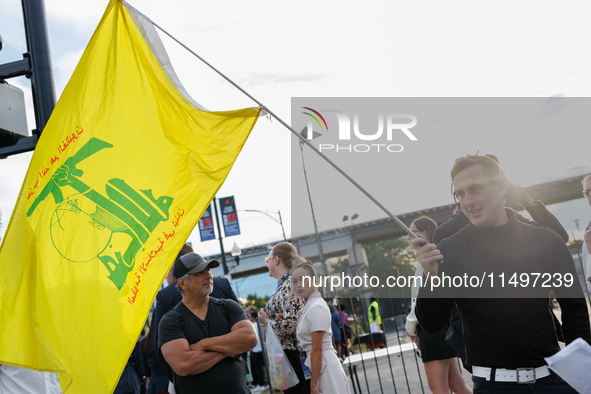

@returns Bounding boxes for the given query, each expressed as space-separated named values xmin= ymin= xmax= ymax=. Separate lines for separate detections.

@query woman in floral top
xmin=258 ymin=242 xmax=310 ymax=394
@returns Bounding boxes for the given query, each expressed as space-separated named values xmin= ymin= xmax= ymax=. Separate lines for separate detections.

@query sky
xmin=1 ymin=0 xmax=591 ymax=258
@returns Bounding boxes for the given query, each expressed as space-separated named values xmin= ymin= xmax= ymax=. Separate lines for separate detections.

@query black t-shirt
xmin=158 ymin=297 xmax=250 ymax=394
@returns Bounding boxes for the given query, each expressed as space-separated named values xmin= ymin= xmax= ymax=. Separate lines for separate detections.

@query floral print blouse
xmin=265 ymin=270 xmax=305 ymax=351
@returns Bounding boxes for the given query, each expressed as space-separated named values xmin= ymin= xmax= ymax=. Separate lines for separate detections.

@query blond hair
xmin=271 ymin=242 xmax=299 ymax=269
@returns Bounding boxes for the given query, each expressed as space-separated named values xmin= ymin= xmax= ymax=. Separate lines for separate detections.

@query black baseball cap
xmin=173 ymin=252 xmax=220 ymax=280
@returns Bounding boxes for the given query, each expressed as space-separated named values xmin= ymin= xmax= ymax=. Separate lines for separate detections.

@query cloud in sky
xmin=238 ymin=71 xmax=329 ymax=87
xmin=2 ymin=0 xmax=591 ymax=254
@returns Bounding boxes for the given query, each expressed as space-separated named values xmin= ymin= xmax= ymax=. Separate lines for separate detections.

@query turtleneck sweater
xmin=417 ymin=210 xmax=590 ymax=368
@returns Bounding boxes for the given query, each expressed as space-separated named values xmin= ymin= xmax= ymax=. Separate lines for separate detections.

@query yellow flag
xmin=0 ymin=0 xmax=260 ymax=392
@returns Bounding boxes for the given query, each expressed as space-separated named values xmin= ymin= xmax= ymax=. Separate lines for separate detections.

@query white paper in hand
xmin=544 ymin=338 xmax=591 ymax=393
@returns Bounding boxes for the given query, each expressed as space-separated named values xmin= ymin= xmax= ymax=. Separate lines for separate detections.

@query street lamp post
xmin=231 ymin=242 xmax=241 ymax=266
xmin=299 ymin=135 xmax=328 ymax=275
xmin=212 ymin=197 xmax=229 ymax=275
xmin=239 ymin=209 xmax=286 ymax=242
xmin=343 ymin=213 xmax=360 ymax=280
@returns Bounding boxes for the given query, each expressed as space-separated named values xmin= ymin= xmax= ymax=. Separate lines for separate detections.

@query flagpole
xmin=148 ymin=17 xmax=417 ymax=239
xmin=212 ymin=197 xmax=229 ymax=275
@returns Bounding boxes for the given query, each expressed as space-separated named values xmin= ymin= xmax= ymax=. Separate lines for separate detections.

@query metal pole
xmin=396 ymin=267 xmax=410 ymax=319
xmin=21 ymin=0 xmax=56 ymax=135
xmin=212 ymin=197 xmax=229 ymax=275
xmin=572 ymin=231 xmax=591 ymax=304
xmin=346 ymin=284 xmax=371 ymax=394
xmin=386 ymin=285 xmax=416 ymax=393
xmin=299 ymin=141 xmax=327 ymax=275
xmin=256 ymin=317 xmax=274 ymax=394
xmin=148 ymin=15 xmax=419 ymax=240
xmin=241 ymin=209 xmax=287 ymax=242
xmin=346 ymin=223 xmax=361 ymax=274
xmin=277 ymin=210 xmax=286 ymax=242
xmin=378 ymin=291 xmax=398 ymax=393
xmin=362 ymin=293 xmax=385 ymax=394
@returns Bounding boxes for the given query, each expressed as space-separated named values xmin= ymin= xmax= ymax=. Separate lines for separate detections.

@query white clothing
xmin=583 ymin=240 xmax=591 ymax=294
xmin=252 ymin=321 xmax=263 ymax=353
xmin=0 ymin=365 xmax=61 ymax=394
xmin=297 ymin=292 xmax=351 ymax=394
xmin=405 ymin=303 xmax=419 ymax=336
xmin=405 ymin=264 xmax=423 ymax=336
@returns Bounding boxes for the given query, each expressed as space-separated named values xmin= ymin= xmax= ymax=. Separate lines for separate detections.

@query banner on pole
xmin=220 ymin=196 xmax=241 ymax=237
xmin=198 ymin=204 xmax=216 ymax=242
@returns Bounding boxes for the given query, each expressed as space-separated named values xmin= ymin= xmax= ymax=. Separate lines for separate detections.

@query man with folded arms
xmin=159 ymin=252 xmax=256 ymax=394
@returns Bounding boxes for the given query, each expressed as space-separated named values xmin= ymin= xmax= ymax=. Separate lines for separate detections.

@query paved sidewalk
xmin=260 ymin=335 xmax=473 ymax=394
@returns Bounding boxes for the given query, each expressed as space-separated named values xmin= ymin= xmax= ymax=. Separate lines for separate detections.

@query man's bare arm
xmin=161 ymin=338 xmax=229 ymax=376
xmin=194 ymin=320 xmax=257 ymax=355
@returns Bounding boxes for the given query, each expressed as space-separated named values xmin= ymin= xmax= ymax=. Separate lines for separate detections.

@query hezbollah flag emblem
xmin=0 ymin=0 xmax=260 ymax=392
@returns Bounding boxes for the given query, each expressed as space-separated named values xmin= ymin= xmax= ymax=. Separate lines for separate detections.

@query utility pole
xmin=299 ymin=140 xmax=327 ymax=275
xmin=574 ymin=219 xmax=581 ymax=232
xmin=212 ymin=197 xmax=229 ymax=275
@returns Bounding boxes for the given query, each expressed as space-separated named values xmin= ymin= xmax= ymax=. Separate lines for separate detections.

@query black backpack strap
xmin=211 ymin=297 xmax=249 ymax=372
xmin=157 ymin=303 xmax=186 ymax=387
xmin=169 ymin=303 xmax=185 ymax=392
xmin=211 ymin=297 xmax=230 ymax=321
xmin=169 ymin=302 xmax=185 ymax=332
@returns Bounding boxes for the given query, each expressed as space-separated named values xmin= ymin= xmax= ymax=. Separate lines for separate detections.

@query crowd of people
xmin=109 ymin=158 xmax=591 ymax=394
xmin=4 ymin=156 xmax=590 ymax=394
xmin=109 ymin=241 xmax=352 ymax=394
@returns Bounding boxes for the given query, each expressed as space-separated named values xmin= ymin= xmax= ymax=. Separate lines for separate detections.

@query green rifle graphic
xmin=28 ymin=137 xmax=173 ymax=290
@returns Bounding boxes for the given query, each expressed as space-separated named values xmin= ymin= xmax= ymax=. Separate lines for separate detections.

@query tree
xmin=365 ymin=236 xmax=416 ymax=279
xmin=330 ymin=256 xmax=350 ymax=275
xmin=363 ymin=236 xmax=417 ymax=304
xmin=245 ymin=293 xmax=269 ymax=311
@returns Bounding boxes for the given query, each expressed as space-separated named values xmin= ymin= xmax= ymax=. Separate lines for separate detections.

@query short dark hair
xmin=175 ymin=243 xmax=195 ymax=295
xmin=176 ymin=242 xmax=194 ymax=261
xmin=411 ymin=215 xmax=438 ymax=244
xmin=451 ymin=154 xmax=504 ymax=183
xmin=450 ymin=154 xmax=505 ymax=206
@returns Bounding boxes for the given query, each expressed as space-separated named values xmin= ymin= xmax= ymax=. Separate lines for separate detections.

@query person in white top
xmin=0 ymin=365 xmax=61 ymax=394
xmin=405 ymin=216 xmax=471 ymax=394
xmin=248 ymin=311 xmax=268 ymax=393
xmin=292 ymin=263 xmax=351 ymax=394
xmin=582 ymin=174 xmax=591 ymax=294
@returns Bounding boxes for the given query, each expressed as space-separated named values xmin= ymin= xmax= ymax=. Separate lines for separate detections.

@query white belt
xmin=472 ymin=366 xmax=550 ymax=384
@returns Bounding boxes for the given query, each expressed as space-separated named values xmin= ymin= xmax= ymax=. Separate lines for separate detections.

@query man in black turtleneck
xmin=410 ymin=154 xmax=590 ymax=393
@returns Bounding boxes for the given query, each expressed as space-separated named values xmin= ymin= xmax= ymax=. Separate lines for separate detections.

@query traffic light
xmin=0 ymin=81 xmax=30 ymax=153
xmin=0 ymin=34 xmax=35 ymax=159
xmin=0 ymin=0 xmax=57 ymax=158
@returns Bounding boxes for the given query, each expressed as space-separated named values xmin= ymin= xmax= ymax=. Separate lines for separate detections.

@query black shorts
xmin=418 ymin=326 xmax=458 ymax=363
